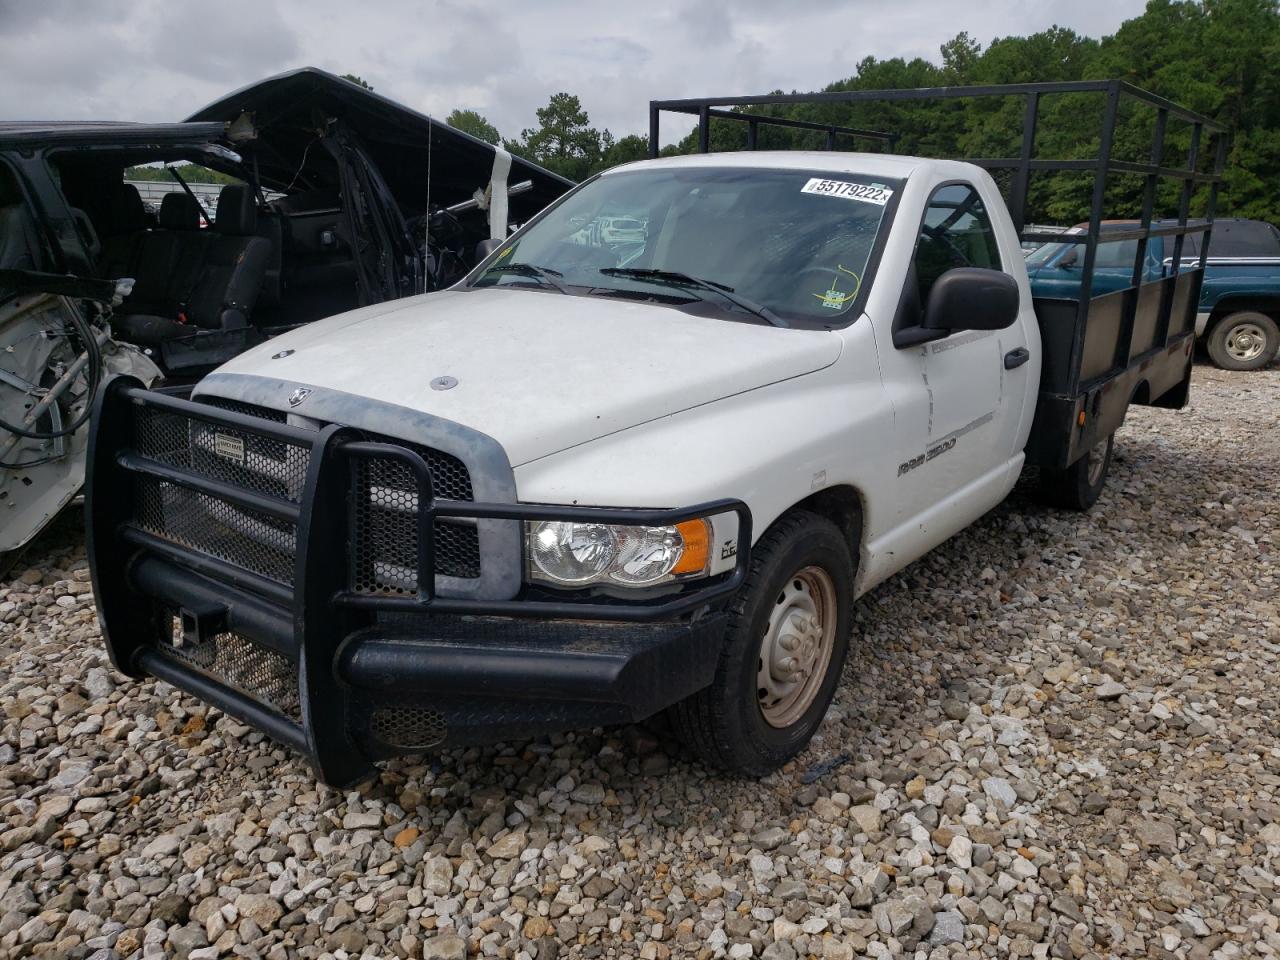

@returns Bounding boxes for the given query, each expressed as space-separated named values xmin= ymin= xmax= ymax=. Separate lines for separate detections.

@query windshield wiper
xmin=483 ymin=262 xmax=569 ymax=294
xmin=599 ymin=268 xmax=788 ymax=327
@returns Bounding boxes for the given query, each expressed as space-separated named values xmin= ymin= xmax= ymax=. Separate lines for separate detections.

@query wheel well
xmin=788 ymin=485 xmax=864 ymax=560
xmin=1130 ymin=380 xmax=1151 ymax=406
xmin=1208 ymin=297 xmax=1280 ymax=331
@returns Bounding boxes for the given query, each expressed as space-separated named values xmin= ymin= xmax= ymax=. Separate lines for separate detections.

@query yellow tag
xmin=812 ymin=264 xmax=862 ymax=310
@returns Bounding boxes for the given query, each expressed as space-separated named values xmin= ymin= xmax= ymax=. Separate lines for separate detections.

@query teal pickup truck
xmin=1028 ymin=218 xmax=1280 ymax=370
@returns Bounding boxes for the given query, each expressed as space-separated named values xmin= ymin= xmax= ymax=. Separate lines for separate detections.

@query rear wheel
xmin=1035 ymin=432 xmax=1114 ymax=511
xmin=669 ymin=511 xmax=854 ymax=776
xmin=1206 ymin=311 xmax=1279 ymax=371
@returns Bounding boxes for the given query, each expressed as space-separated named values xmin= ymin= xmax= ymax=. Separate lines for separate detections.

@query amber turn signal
xmin=672 ymin=518 xmax=712 ymax=575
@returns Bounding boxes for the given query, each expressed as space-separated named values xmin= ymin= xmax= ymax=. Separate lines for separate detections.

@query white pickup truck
xmin=87 ymin=81 xmax=1223 ymax=785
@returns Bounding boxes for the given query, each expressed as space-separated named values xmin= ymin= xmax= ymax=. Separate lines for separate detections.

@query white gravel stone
xmin=946 ymin=833 xmax=973 ymax=869
xmin=982 ymin=776 xmax=1018 ymax=807
xmin=930 ymin=910 xmax=965 ymax=945
xmin=1095 ymin=679 xmax=1127 ymax=700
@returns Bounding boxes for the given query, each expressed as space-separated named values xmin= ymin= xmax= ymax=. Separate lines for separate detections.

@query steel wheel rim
xmin=1085 ymin=438 xmax=1108 ymax=487
xmin=757 ymin=565 xmax=837 ymax=728
xmin=1226 ymin=322 xmax=1267 ymax=362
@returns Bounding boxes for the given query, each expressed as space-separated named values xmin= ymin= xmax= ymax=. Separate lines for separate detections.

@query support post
xmin=1171 ymin=122 xmax=1202 ymax=271
xmin=1069 ymin=81 xmax=1120 ymax=393
xmin=1133 ymin=109 xmax=1167 ymax=287
xmin=1008 ymin=92 xmax=1039 ymax=236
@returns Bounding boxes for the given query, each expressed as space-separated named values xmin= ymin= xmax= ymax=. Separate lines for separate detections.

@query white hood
xmin=210 ymin=289 xmax=842 ymax=466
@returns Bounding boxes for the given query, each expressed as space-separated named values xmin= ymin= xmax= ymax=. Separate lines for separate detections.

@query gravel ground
xmin=1 ymin=362 xmax=1277 ymax=960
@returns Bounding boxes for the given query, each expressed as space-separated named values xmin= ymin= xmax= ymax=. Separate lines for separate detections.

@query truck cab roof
xmin=606 ymin=150 xmax=968 ymax=181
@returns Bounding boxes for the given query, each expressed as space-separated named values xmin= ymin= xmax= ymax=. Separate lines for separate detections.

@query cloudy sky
xmin=0 ymin=0 xmax=1145 ymax=146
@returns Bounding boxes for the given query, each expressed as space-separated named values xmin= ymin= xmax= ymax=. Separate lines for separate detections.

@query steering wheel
xmin=922 ymin=224 xmax=972 ymax=267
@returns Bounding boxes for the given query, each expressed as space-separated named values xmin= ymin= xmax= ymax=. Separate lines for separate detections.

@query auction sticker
xmin=800 ymin=178 xmax=893 ymax=206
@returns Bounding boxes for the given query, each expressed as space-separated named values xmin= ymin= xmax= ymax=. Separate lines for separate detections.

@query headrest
xmin=108 ymin=183 xmax=148 ymax=234
xmin=215 ymin=184 xmax=258 ymax=235
xmin=159 ymin=192 xmax=202 ymax=231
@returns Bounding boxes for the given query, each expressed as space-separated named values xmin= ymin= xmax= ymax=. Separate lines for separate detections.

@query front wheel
xmin=1034 ymin=432 xmax=1114 ymax=511
xmin=668 ymin=511 xmax=854 ymax=776
xmin=1206 ymin=311 xmax=1279 ymax=371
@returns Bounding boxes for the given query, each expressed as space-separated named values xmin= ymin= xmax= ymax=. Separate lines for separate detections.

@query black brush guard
xmin=86 ymin=379 xmax=751 ymax=785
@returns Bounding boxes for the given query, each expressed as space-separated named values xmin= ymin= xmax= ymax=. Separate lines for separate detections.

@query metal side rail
xmin=86 ymin=377 xmax=751 ymax=785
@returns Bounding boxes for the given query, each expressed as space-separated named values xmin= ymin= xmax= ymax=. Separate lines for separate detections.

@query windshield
xmin=1024 ymin=241 xmax=1066 ymax=266
xmin=1024 ymin=228 xmax=1083 ymax=266
xmin=469 ymin=166 xmax=900 ymax=325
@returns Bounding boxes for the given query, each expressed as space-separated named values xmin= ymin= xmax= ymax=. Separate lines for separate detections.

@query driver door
xmin=875 ymin=180 xmax=1030 ymax=528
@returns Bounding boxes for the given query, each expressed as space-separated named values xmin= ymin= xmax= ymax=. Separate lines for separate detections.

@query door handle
xmin=1004 ymin=347 xmax=1030 ymax=369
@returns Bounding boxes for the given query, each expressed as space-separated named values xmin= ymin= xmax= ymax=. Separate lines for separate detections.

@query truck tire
xmin=1034 ymin=432 xmax=1114 ymax=511
xmin=1206 ymin=311 xmax=1280 ymax=371
xmin=668 ymin=511 xmax=854 ymax=776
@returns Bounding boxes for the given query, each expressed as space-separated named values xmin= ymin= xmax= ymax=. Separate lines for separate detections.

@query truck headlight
xmin=527 ymin=518 xmax=711 ymax=587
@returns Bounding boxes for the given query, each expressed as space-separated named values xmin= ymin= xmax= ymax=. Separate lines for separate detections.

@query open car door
xmin=323 ymin=123 xmax=422 ymax=305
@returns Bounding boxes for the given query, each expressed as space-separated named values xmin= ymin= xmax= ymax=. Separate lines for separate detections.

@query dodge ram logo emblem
xmin=288 ymin=387 xmax=312 ymax=407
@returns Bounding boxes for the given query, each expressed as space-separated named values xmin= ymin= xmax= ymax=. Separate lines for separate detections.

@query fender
xmin=515 ymin=321 xmax=895 ymax=584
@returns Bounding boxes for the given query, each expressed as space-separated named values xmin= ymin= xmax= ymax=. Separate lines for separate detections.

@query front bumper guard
xmin=86 ymin=378 xmax=751 ymax=785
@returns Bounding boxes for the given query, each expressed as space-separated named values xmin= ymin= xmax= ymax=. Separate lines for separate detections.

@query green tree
xmin=940 ymin=32 xmax=982 ymax=82
xmin=593 ymin=134 xmax=651 ymax=172
xmin=341 ymin=74 xmax=373 ymax=91
xmin=509 ymin=93 xmax=610 ymax=180
xmin=446 ymin=109 xmax=501 ymax=145
xmin=1084 ymin=0 xmax=1280 ymax=221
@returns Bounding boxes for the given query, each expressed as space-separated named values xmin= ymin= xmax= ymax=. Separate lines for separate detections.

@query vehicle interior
xmin=51 ymin=147 xmax=365 ymax=364
xmin=43 ymin=139 xmax=554 ymax=376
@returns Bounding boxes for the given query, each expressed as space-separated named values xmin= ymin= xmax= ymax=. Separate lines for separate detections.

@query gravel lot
xmin=1 ymin=362 xmax=1277 ymax=960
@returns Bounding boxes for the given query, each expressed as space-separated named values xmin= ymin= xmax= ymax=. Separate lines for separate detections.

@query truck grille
xmin=131 ymin=398 xmax=481 ymax=592
xmin=132 ymin=402 xmax=308 ymax=586
xmin=352 ymin=451 xmax=480 ymax=593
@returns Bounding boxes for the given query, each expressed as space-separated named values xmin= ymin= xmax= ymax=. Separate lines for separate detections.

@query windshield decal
xmin=800 ymin=178 xmax=893 ymax=206
xmin=813 ymin=265 xmax=862 ymax=309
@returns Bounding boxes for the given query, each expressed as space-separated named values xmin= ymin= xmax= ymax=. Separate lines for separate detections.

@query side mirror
xmin=923 ymin=267 xmax=1019 ymax=332
xmin=474 ymin=238 xmax=503 ymax=262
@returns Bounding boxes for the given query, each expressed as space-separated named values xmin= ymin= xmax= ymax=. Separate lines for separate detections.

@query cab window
xmin=1094 ymin=239 xmax=1138 ymax=269
xmin=914 ymin=183 xmax=1002 ymax=303
xmin=1208 ymin=220 xmax=1280 ymax=258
